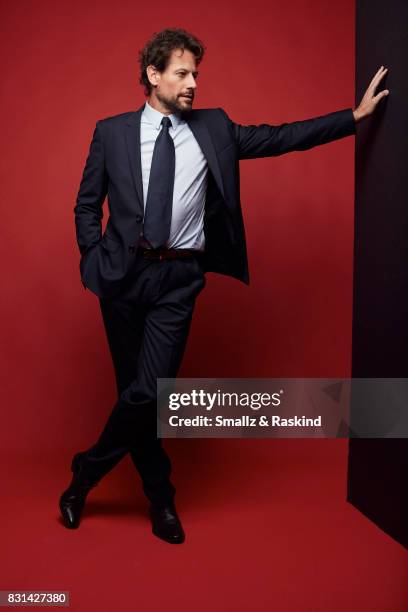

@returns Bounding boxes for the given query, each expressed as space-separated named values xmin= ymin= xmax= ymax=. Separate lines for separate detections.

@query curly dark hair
xmin=138 ymin=28 xmax=206 ymax=96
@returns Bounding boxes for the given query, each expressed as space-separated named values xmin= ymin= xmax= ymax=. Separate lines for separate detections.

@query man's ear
xmin=146 ymin=65 xmax=160 ymax=88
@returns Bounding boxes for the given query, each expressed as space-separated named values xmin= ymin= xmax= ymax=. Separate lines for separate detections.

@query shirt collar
xmin=142 ymin=100 xmax=183 ymax=130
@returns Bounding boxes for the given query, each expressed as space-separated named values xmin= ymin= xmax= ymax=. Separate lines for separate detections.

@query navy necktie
xmin=143 ymin=116 xmax=175 ymax=249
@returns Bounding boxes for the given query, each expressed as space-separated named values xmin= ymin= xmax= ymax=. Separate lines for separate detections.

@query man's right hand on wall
xmin=353 ymin=66 xmax=389 ymax=123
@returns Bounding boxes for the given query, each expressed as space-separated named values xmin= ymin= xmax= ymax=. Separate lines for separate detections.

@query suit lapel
xmin=125 ymin=103 xmax=226 ymax=211
xmin=183 ymin=111 xmax=226 ymax=201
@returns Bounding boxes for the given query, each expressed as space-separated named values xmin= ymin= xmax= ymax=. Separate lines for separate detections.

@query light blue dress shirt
xmin=139 ymin=100 xmax=208 ymax=251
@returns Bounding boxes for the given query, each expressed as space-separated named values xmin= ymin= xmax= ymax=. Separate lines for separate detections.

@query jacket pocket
xmin=100 ymin=233 xmax=120 ymax=253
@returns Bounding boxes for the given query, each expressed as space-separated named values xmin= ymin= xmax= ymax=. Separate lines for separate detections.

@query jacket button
xmin=128 ymin=245 xmax=135 ymax=253
xmin=136 ymin=214 xmax=143 ymax=223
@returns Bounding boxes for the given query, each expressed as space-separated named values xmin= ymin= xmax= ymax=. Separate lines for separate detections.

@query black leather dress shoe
xmin=149 ymin=501 xmax=185 ymax=544
xmin=59 ymin=453 xmax=98 ymax=529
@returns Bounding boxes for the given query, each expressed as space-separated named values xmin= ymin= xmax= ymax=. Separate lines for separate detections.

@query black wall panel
xmin=348 ymin=0 xmax=408 ymax=549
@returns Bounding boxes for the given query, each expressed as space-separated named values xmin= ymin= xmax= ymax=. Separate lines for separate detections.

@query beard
xmin=155 ymin=90 xmax=194 ymax=115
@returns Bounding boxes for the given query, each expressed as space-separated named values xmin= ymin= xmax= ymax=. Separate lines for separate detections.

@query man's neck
xmin=146 ymin=96 xmax=176 ymax=116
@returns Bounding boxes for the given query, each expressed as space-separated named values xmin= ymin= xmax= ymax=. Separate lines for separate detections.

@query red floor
xmin=1 ymin=440 xmax=407 ymax=611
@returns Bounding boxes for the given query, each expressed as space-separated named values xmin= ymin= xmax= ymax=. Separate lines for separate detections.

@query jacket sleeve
xmin=218 ymin=107 xmax=356 ymax=160
xmin=73 ymin=121 xmax=108 ymax=256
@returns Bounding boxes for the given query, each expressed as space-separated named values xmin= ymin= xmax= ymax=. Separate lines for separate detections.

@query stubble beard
xmin=155 ymin=90 xmax=193 ymax=115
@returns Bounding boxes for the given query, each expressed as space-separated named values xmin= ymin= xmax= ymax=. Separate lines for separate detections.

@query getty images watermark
xmin=167 ymin=388 xmax=321 ymax=428
xmin=156 ymin=378 xmax=408 ymax=438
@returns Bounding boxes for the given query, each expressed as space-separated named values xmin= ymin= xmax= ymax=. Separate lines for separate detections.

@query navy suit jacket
xmin=74 ymin=103 xmax=356 ymax=298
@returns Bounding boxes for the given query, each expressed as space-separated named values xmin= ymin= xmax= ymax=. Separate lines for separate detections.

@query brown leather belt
xmin=137 ymin=247 xmax=203 ymax=261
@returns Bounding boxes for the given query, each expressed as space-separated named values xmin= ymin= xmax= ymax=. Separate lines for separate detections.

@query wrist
xmin=353 ymin=108 xmax=364 ymax=123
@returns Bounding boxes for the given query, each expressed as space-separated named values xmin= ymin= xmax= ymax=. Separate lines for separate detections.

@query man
xmin=59 ymin=28 xmax=389 ymax=544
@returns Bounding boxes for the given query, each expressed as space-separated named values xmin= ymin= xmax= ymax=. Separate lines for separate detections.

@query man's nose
xmin=186 ymin=74 xmax=197 ymax=89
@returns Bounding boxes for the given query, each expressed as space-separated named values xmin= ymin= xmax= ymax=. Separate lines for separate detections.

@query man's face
xmin=147 ymin=48 xmax=198 ymax=114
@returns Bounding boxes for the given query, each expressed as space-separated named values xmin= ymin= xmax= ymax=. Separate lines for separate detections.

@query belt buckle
xmin=142 ymin=248 xmax=155 ymax=260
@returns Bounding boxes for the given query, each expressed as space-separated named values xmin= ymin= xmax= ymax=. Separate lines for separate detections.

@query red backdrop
xmin=1 ymin=0 xmax=355 ymax=453
xmin=3 ymin=3 xmax=407 ymax=612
